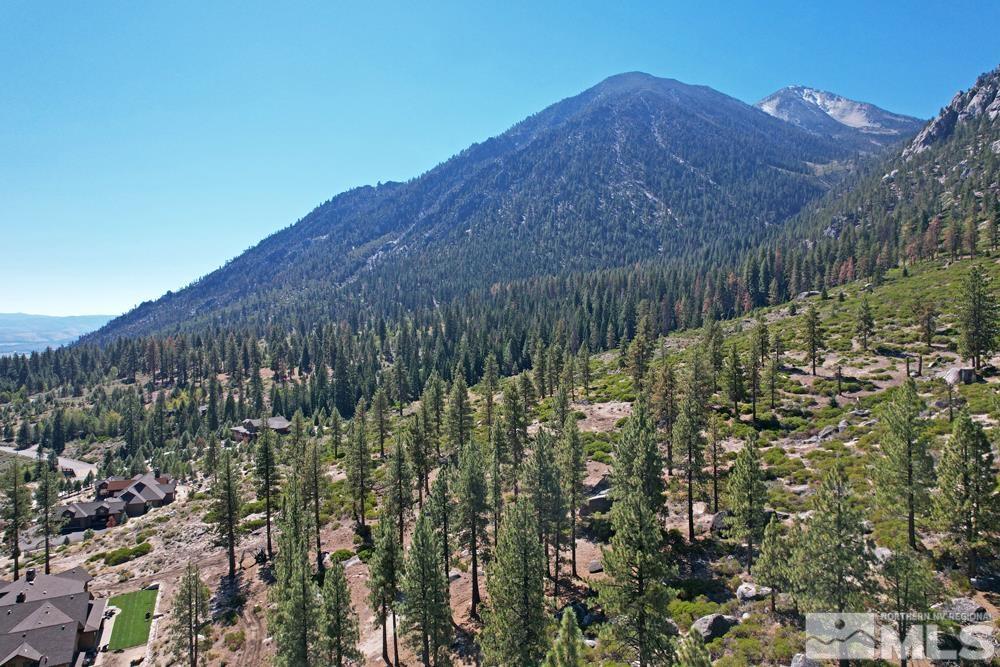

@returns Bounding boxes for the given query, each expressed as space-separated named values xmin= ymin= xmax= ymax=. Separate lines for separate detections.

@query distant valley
xmin=0 ymin=313 xmax=112 ymax=354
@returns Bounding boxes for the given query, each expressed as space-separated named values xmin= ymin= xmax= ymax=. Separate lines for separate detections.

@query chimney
xmin=15 ymin=592 xmax=25 ymax=603
xmin=26 ymin=569 xmax=36 ymax=583
xmin=153 ymin=468 xmax=161 ymax=479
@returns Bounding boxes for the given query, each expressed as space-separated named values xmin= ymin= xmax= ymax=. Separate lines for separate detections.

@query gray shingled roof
xmin=0 ymin=569 xmax=99 ymax=667
xmin=57 ymin=498 xmax=126 ymax=519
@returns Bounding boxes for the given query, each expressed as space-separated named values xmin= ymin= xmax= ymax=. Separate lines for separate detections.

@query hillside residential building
xmin=229 ymin=416 xmax=291 ymax=441
xmin=55 ymin=470 xmax=177 ymax=533
xmin=0 ymin=567 xmax=105 ymax=667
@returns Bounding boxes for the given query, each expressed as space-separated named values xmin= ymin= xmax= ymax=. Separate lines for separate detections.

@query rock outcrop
xmin=904 ymin=66 xmax=1000 ymax=158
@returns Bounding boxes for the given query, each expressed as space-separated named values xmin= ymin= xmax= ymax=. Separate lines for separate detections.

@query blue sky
xmin=2 ymin=1 xmax=998 ymax=316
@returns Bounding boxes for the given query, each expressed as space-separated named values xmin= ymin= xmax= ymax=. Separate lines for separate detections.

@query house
xmin=96 ymin=472 xmax=177 ymax=518
xmin=57 ymin=499 xmax=126 ymax=532
xmin=0 ymin=567 xmax=106 ymax=667
xmin=229 ymin=416 xmax=291 ymax=441
xmin=55 ymin=471 xmax=176 ymax=534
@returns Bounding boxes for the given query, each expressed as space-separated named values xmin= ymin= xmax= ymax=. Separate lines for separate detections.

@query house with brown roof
xmin=229 ymin=416 xmax=291 ymax=441
xmin=0 ymin=567 xmax=105 ymax=667
xmin=55 ymin=470 xmax=177 ymax=534
xmin=95 ymin=470 xmax=175 ymax=503
xmin=94 ymin=471 xmax=176 ymax=518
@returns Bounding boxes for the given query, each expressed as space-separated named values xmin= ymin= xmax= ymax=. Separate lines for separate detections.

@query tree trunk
xmin=687 ymin=465 xmax=695 ymax=543
xmin=391 ymin=610 xmax=399 ymax=666
xmin=265 ymin=491 xmax=273 ymax=559
xmin=570 ymin=510 xmax=578 ymax=578
xmin=43 ymin=516 xmax=51 ymax=575
xmin=381 ymin=601 xmax=389 ymax=664
xmin=712 ymin=459 xmax=719 ymax=514
xmin=470 ymin=524 xmax=480 ymax=618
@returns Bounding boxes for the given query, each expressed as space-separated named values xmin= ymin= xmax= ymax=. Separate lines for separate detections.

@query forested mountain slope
xmin=87 ymin=72 xmax=862 ymax=342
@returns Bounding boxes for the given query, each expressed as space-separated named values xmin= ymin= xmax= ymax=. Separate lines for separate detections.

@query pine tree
xmin=673 ymin=394 xmax=705 ymax=543
xmin=803 ymin=304 xmax=824 ymax=375
xmin=627 ymin=328 xmax=652 ymax=390
xmin=611 ymin=397 xmax=665 ymax=516
xmin=965 ymin=215 xmax=980 ymax=257
xmin=369 ymin=516 xmax=403 ymax=666
xmin=346 ymin=400 xmax=370 ymax=528
xmin=552 ymin=380 xmax=570 ymax=429
xmin=320 ymin=561 xmax=361 ymax=667
xmin=577 ymin=343 xmax=591 ymax=397
xmin=456 ymin=437 xmax=488 ymax=617
xmin=701 ymin=316 xmax=725 ymax=390
xmin=427 ymin=468 xmax=452 ymax=603
xmin=173 ymin=561 xmax=210 ymax=667
xmin=523 ymin=429 xmax=565 ymax=588
xmin=386 ymin=435 xmax=414 ymax=547
xmin=957 ymin=264 xmax=999 ymax=371
xmin=329 ymin=408 xmax=343 ymax=458
xmin=407 ymin=412 xmax=430 ymax=504
xmin=254 ymin=424 xmax=281 ymax=560
xmin=796 ymin=467 xmax=872 ymax=613
xmin=988 ymin=208 xmax=999 ymax=251
xmin=446 ymin=370 xmax=472 ymax=453
xmin=726 ymin=434 xmax=767 ymax=570
xmin=747 ymin=349 xmax=761 ymax=422
xmin=753 ymin=517 xmax=789 ymax=614
xmin=910 ymin=297 xmax=938 ymax=349
xmin=542 ymin=608 xmax=586 ymax=667
xmin=290 ymin=411 xmax=309 ymax=462
xmin=212 ymin=447 xmax=242 ymax=580
xmin=722 ymin=344 xmax=745 ymax=416
xmin=401 ymin=512 xmax=452 ymax=667
xmin=533 ymin=340 xmax=548 ymax=398
xmin=651 ymin=357 xmax=678 ymax=475
xmin=481 ymin=498 xmax=547 ymax=667
xmin=502 ymin=383 xmax=527 ymax=489
xmin=875 ymin=379 xmax=934 ymax=550
xmin=934 ymin=411 xmax=997 ymax=576
xmin=34 ymin=458 xmax=64 ymax=574
xmin=856 ymin=296 xmax=875 ymax=351
xmin=599 ymin=469 xmax=675 ymax=667
xmin=764 ymin=335 xmax=783 ymax=411
xmin=557 ymin=415 xmax=585 ymax=577
xmin=675 ymin=631 xmax=712 ymax=667
xmin=270 ymin=478 xmax=321 ymax=666
xmin=424 ymin=372 xmax=446 ymax=453
xmin=302 ymin=437 xmax=325 ymax=570
xmin=749 ymin=317 xmax=769 ymax=370
xmin=706 ymin=414 xmax=722 ymax=513
xmin=881 ymin=550 xmax=936 ymax=667
xmin=390 ymin=358 xmax=409 ymax=416
xmin=483 ymin=354 xmax=499 ymax=428
xmin=373 ymin=386 xmax=390 ymax=458
xmin=488 ymin=418 xmax=508 ymax=539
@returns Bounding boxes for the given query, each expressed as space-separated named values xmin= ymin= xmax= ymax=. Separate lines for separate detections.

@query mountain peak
xmin=756 ymin=85 xmax=922 ymax=149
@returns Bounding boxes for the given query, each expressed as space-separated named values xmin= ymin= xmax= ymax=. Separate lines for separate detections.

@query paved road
xmin=0 ymin=444 xmax=98 ymax=478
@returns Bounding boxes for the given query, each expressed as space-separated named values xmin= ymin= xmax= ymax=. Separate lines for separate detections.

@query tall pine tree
xmin=481 ymin=498 xmax=548 ymax=667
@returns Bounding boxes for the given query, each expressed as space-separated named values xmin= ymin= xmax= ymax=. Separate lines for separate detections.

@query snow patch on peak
xmin=793 ymin=87 xmax=901 ymax=131
xmin=756 ymin=86 xmax=922 ymax=144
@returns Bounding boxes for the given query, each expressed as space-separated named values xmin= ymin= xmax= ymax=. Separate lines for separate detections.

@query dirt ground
xmin=573 ymin=400 xmax=632 ymax=432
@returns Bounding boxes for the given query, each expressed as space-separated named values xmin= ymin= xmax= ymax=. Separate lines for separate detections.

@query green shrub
xmin=329 ymin=548 xmax=354 ymax=562
xmin=101 ymin=542 xmax=153 ymax=566
xmin=224 ymin=630 xmax=245 ymax=651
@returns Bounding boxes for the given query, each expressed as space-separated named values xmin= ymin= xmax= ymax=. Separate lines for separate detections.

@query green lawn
xmin=108 ymin=589 xmax=158 ymax=650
